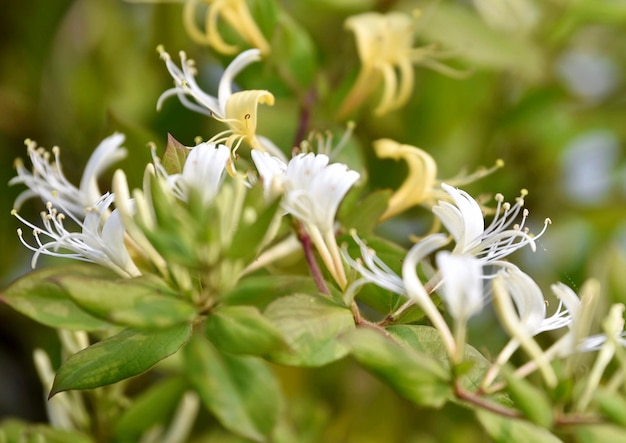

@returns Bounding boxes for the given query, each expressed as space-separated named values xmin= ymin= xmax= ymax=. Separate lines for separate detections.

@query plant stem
xmin=297 ymin=222 xmax=330 ymax=295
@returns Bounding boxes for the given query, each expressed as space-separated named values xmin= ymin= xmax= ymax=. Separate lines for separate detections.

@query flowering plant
xmin=2 ymin=1 xmax=626 ymax=442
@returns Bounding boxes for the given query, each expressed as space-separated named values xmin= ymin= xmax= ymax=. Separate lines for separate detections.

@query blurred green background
xmin=1 ymin=0 xmax=625 ymax=440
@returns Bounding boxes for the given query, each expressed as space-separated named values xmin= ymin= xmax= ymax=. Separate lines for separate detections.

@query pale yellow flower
xmin=373 ymin=138 xmax=503 ymax=222
xmin=158 ymin=48 xmax=284 ymax=161
xmin=338 ymin=11 xmax=465 ymax=118
xmin=183 ymin=0 xmax=270 ymax=55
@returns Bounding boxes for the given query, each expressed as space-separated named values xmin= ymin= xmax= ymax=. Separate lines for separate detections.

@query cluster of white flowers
xmin=10 ymin=49 xmax=361 ymax=293
xmin=10 ymin=44 xmax=624 ymax=393
xmin=345 ymin=181 xmax=626 ymax=387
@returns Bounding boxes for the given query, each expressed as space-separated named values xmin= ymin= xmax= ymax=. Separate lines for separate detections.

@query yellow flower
xmin=183 ymin=0 xmax=270 ymax=55
xmin=158 ymin=47 xmax=284 ymax=161
xmin=338 ymin=11 xmax=465 ymax=118
xmin=373 ymin=138 xmax=503 ymax=222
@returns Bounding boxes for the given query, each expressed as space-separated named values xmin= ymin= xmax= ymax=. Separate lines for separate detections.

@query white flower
xmin=252 ymin=151 xmax=360 ymax=289
xmin=435 ymin=251 xmax=484 ymax=323
xmin=481 ymin=265 xmax=573 ymax=389
xmin=12 ymin=193 xmax=140 ymax=278
xmin=156 ymin=142 xmax=230 ymax=206
xmin=283 ymin=153 xmax=360 ymax=234
xmin=157 ymin=48 xmax=283 ymax=159
xmin=433 ymin=183 xmax=550 ymax=264
xmin=250 ymin=150 xmax=286 ymax=200
xmin=10 ymin=133 xmax=127 ymax=216
xmin=341 ymin=231 xmax=406 ymax=304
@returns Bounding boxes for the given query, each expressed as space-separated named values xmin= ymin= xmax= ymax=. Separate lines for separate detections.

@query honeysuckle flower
xmin=433 ymin=183 xmax=550 ymax=264
xmin=373 ymin=139 xmax=503 ymax=221
xmin=435 ymin=251 xmax=485 ymax=362
xmin=250 ymin=149 xmax=286 ymax=200
xmin=492 ymin=275 xmax=558 ymax=387
xmin=182 ymin=0 xmax=270 ymax=55
xmin=338 ymin=11 xmax=466 ymax=118
xmin=481 ymin=264 xmax=573 ymax=389
xmin=157 ymin=48 xmax=283 ymax=160
xmin=12 ymin=193 xmax=140 ymax=278
xmin=577 ymin=303 xmax=625 ymax=411
xmin=436 ymin=251 xmax=484 ymax=323
xmin=344 ymin=231 xmax=456 ymax=355
xmin=342 ymin=230 xmax=406 ymax=299
xmin=154 ymin=142 xmax=231 ymax=206
xmin=10 ymin=133 xmax=127 ymax=216
xmin=403 ymin=233 xmax=457 ymax=358
xmin=252 ymin=150 xmax=360 ymax=289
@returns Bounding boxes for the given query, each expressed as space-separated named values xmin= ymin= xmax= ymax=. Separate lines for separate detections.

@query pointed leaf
xmin=1 ymin=264 xmax=113 ymax=330
xmin=388 ymin=325 xmax=491 ymax=391
xmin=205 ymin=306 xmax=286 ymax=356
xmin=50 ymin=324 xmax=192 ymax=396
xmin=339 ymin=189 xmax=392 ymax=234
xmin=574 ymin=424 xmax=626 ymax=443
xmin=55 ymin=274 xmax=196 ymax=329
xmin=222 ymin=275 xmax=319 ymax=308
xmin=161 ymin=133 xmax=189 ymax=175
xmin=504 ymin=370 xmax=553 ymax=428
xmin=114 ymin=377 xmax=189 ymax=440
xmin=476 ymin=410 xmax=563 ymax=443
xmin=594 ymin=388 xmax=626 ymax=427
xmin=342 ymin=327 xmax=451 ymax=408
xmin=225 ymin=188 xmax=281 ymax=262
xmin=184 ymin=335 xmax=282 ymax=442
xmin=264 ymin=294 xmax=354 ymax=366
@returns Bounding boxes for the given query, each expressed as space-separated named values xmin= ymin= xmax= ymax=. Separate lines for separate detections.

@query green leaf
xmin=574 ymin=424 xmax=626 ymax=443
xmin=184 ymin=335 xmax=282 ymax=442
xmin=222 ymin=275 xmax=320 ymax=308
xmin=205 ymin=305 xmax=286 ymax=356
xmin=264 ymin=294 xmax=354 ymax=366
xmin=225 ymin=187 xmax=281 ymax=262
xmin=161 ymin=133 xmax=189 ymax=175
xmin=114 ymin=377 xmax=188 ymax=441
xmin=476 ymin=410 xmax=563 ymax=443
xmin=387 ymin=325 xmax=491 ymax=391
xmin=594 ymin=388 xmax=626 ymax=427
xmin=55 ymin=274 xmax=196 ymax=329
xmin=339 ymin=190 xmax=392 ymax=234
xmin=0 ymin=419 xmax=95 ymax=443
xmin=1 ymin=264 xmax=113 ymax=330
xmin=503 ymin=370 xmax=553 ymax=428
xmin=50 ymin=324 xmax=192 ymax=396
xmin=342 ymin=327 xmax=451 ymax=408
xmin=270 ymin=11 xmax=317 ymax=89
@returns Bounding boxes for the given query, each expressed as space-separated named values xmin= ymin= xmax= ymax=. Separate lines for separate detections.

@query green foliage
xmin=221 ymin=275 xmax=320 ymax=307
xmin=264 ymin=293 xmax=354 ymax=366
xmin=338 ymin=189 xmax=392 ymax=234
xmin=161 ymin=133 xmax=190 ymax=175
xmin=54 ymin=274 xmax=196 ymax=329
xmin=476 ymin=410 xmax=563 ymax=443
xmin=594 ymin=388 xmax=626 ymax=427
xmin=0 ymin=419 xmax=94 ymax=443
xmin=342 ymin=327 xmax=451 ymax=408
xmin=50 ymin=324 xmax=192 ymax=397
xmin=184 ymin=334 xmax=282 ymax=442
xmin=387 ymin=325 xmax=491 ymax=391
xmin=113 ymin=377 xmax=189 ymax=441
xmin=1 ymin=264 xmax=114 ymax=331
xmin=503 ymin=370 xmax=554 ymax=428
xmin=205 ymin=305 xmax=286 ymax=356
